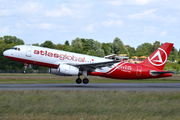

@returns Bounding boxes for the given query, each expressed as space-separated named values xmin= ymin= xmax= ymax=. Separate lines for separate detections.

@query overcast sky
xmin=0 ymin=0 xmax=180 ymax=49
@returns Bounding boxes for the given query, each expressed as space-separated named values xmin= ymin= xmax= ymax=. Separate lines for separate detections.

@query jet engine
xmin=49 ymin=64 xmax=80 ymax=76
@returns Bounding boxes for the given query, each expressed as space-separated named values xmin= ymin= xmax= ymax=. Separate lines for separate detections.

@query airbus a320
xmin=3 ymin=42 xmax=174 ymax=84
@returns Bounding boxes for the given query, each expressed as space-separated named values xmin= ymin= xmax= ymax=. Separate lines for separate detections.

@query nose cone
xmin=3 ymin=50 xmax=10 ymax=57
xmin=3 ymin=50 xmax=8 ymax=56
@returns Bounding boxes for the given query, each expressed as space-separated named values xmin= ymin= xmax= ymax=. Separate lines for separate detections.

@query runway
xmin=0 ymin=83 xmax=180 ymax=91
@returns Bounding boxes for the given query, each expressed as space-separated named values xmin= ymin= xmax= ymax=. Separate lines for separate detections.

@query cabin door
xmin=26 ymin=46 xmax=32 ymax=57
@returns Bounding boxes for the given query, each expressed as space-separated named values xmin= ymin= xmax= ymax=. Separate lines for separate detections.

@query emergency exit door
xmin=136 ymin=65 xmax=142 ymax=76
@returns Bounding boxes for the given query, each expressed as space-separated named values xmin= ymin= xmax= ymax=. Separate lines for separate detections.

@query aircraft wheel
xmin=83 ymin=78 xmax=89 ymax=84
xmin=76 ymin=78 xmax=82 ymax=84
xmin=22 ymin=70 xmax=27 ymax=74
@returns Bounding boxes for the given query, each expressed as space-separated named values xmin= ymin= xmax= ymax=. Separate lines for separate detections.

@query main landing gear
xmin=22 ymin=63 xmax=28 ymax=74
xmin=76 ymin=71 xmax=89 ymax=84
xmin=76 ymin=77 xmax=89 ymax=84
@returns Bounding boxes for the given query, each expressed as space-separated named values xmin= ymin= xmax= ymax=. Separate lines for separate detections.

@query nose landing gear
xmin=22 ymin=63 xmax=28 ymax=74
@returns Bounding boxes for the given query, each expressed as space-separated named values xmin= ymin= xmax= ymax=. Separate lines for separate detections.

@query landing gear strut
xmin=22 ymin=63 xmax=28 ymax=74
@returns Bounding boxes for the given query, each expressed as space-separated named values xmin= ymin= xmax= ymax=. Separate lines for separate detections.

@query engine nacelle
xmin=49 ymin=64 xmax=80 ymax=76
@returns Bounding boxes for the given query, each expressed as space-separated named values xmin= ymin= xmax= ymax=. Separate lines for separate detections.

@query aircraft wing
xmin=68 ymin=60 xmax=120 ymax=71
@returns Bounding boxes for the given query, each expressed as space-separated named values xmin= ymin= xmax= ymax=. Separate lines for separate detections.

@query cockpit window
xmin=11 ymin=47 xmax=20 ymax=51
xmin=11 ymin=47 xmax=16 ymax=50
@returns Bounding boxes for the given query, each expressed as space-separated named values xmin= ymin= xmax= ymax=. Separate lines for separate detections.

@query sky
xmin=0 ymin=0 xmax=180 ymax=49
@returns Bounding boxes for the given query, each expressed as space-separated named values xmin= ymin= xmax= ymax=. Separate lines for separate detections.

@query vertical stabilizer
xmin=140 ymin=42 xmax=173 ymax=70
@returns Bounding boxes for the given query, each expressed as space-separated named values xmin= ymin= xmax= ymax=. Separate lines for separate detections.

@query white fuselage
xmin=3 ymin=45 xmax=114 ymax=71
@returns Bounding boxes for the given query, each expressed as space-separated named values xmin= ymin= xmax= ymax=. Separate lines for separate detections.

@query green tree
xmin=96 ymin=49 xmax=105 ymax=57
xmin=136 ymin=43 xmax=152 ymax=57
xmin=0 ymin=39 xmax=7 ymax=53
xmin=40 ymin=40 xmax=56 ymax=49
xmin=169 ymin=47 xmax=178 ymax=61
xmin=168 ymin=46 xmax=179 ymax=61
xmin=71 ymin=37 xmax=83 ymax=53
xmin=119 ymin=45 xmax=129 ymax=56
xmin=87 ymin=49 xmax=96 ymax=56
xmin=93 ymin=41 xmax=101 ymax=50
xmin=56 ymin=43 xmax=64 ymax=50
xmin=65 ymin=40 xmax=70 ymax=46
xmin=102 ymin=43 xmax=111 ymax=55
xmin=178 ymin=60 xmax=180 ymax=64
xmin=178 ymin=49 xmax=180 ymax=60
xmin=1 ymin=35 xmax=24 ymax=45
xmin=84 ymin=39 xmax=96 ymax=56
xmin=0 ymin=36 xmax=24 ymax=70
xmin=93 ymin=41 xmax=104 ymax=57
xmin=173 ymin=48 xmax=178 ymax=61
xmin=86 ymin=39 xmax=94 ymax=49
xmin=111 ymin=37 xmax=128 ymax=56
xmin=125 ymin=45 xmax=135 ymax=58
xmin=32 ymin=43 xmax=40 ymax=46
xmin=169 ymin=47 xmax=174 ymax=61
xmin=111 ymin=37 xmax=122 ymax=54
xmin=63 ymin=40 xmax=71 ymax=51
xmin=0 ymin=39 xmax=8 ymax=69
xmin=152 ymin=41 xmax=161 ymax=53
xmin=81 ymin=38 xmax=91 ymax=54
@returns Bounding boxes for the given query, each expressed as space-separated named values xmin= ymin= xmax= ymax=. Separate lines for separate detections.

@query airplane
xmin=3 ymin=42 xmax=174 ymax=84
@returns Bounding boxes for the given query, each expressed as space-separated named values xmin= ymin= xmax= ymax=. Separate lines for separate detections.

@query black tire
xmin=76 ymin=78 xmax=82 ymax=84
xmin=83 ymin=78 xmax=89 ymax=84
xmin=22 ymin=70 xmax=27 ymax=74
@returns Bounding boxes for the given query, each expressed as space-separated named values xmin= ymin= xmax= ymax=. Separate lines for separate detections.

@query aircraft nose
xmin=3 ymin=50 xmax=9 ymax=56
xmin=3 ymin=50 xmax=7 ymax=56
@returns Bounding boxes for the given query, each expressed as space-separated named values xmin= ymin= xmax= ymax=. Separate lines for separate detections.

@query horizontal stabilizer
xmin=150 ymin=71 xmax=174 ymax=76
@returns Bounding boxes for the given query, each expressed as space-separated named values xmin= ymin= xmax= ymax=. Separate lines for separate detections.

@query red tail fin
xmin=140 ymin=42 xmax=174 ymax=70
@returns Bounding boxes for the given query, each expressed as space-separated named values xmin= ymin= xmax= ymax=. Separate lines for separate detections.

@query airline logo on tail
xmin=148 ymin=48 xmax=167 ymax=66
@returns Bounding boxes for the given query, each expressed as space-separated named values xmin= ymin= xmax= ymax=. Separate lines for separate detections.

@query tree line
xmin=0 ymin=35 xmax=180 ymax=70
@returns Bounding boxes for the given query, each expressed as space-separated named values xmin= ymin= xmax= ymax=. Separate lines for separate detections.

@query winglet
xmin=140 ymin=42 xmax=174 ymax=70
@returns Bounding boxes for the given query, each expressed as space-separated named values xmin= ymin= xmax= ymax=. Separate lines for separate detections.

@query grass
xmin=0 ymin=73 xmax=54 ymax=76
xmin=0 ymin=73 xmax=180 ymax=119
xmin=0 ymin=91 xmax=180 ymax=120
xmin=0 ymin=73 xmax=180 ymax=84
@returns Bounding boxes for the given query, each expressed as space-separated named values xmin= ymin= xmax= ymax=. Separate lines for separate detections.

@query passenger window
xmin=18 ymin=48 xmax=20 ymax=51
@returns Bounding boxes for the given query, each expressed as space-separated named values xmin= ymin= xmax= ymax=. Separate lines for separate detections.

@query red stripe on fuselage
xmin=106 ymin=62 xmax=125 ymax=74
xmin=4 ymin=56 xmax=58 ymax=68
